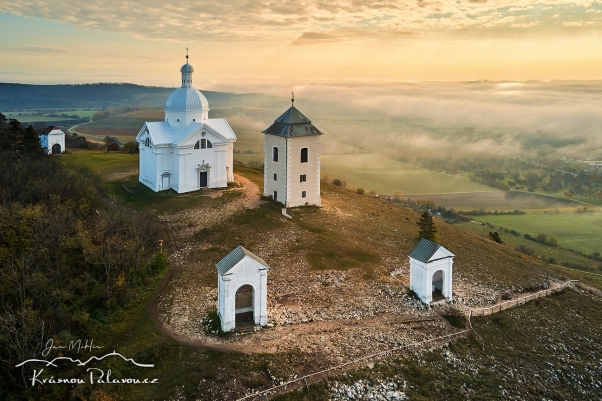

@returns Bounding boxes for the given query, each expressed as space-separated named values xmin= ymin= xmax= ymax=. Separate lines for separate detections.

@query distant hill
xmin=0 ymin=83 xmax=279 ymax=110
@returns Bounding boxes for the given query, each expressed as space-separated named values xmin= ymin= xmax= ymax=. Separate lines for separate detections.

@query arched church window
xmin=300 ymin=148 xmax=308 ymax=163
xmin=207 ymin=140 xmax=212 ymax=149
xmin=194 ymin=140 xmax=200 ymax=149
xmin=145 ymin=137 xmax=150 ymax=147
xmin=272 ymin=147 xmax=279 ymax=162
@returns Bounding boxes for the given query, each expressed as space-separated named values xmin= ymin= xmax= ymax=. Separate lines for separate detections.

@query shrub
xmin=356 ymin=187 xmax=365 ymax=195
xmin=332 ymin=178 xmax=343 ymax=186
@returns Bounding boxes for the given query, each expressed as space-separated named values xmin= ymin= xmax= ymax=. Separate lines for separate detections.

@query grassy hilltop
xmin=15 ymin=147 xmax=591 ymax=400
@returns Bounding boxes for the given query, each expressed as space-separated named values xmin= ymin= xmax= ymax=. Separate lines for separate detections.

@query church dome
xmin=165 ymin=87 xmax=209 ymax=113
xmin=180 ymin=63 xmax=194 ymax=73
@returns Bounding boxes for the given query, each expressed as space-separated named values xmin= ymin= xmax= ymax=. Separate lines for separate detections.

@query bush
xmin=356 ymin=188 xmax=365 ymax=195
xmin=332 ymin=178 xmax=343 ymax=186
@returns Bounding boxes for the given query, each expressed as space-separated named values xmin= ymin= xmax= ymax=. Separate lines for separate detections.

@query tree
xmin=21 ymin=125 xmax=44 ymax=155
xmin=103 ymin=136 xmax=119 ymax=153
xmin=489 ymin=231 xmax=503 ymax=244
xmin=417 ymin=211 xmax=437 ymax=241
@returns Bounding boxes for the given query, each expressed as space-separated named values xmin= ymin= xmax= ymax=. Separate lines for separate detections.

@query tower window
xmin=272 ymin=147 xmax=279 ymax=162
xmin=300 ymin=174 xmax=306 ymax=182
xmin=274 ymin=173 xmax=277 ymax=181
xmin=302 ymin=191 xmax=307 ymax=198
xmin=273 ymin=191 xmax=277 ymax=201
xmin=300 ymin=148 xmax=308 ymax=163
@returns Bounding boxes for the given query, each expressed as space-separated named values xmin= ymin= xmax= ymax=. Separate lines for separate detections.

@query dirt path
xmin=235 ymin=173 xmax=267 ymax=209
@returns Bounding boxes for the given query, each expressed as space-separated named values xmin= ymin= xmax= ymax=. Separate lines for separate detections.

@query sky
xmin=1 ymin=0 xmax=602 ymax=89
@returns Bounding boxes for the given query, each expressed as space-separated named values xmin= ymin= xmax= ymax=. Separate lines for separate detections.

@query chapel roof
xmin=165 ymin=87 xmax=209 ymax=113
xmin=408 ymin=238 xmax=455 ymax=263
xmin=262 ymin=106 xmax=324 ymax=138
xmin=216 ymin=246 xmax=269 ymax=275
xmin=140 ymin=118 xmax=236 ymax=146
xmin=39 ymin=126 xmax=63 ymax=136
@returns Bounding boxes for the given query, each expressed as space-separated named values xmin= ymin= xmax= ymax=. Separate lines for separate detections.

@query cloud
xmin=16 ymin=46 xmax=71 ymax=53
xmin=292 ymin=32 xmax=342 ymax=45
xmin=0 ymin=0 xmax=601 ymax=43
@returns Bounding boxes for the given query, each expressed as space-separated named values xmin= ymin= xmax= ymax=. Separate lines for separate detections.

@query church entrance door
xmin=51 ymin=144 xmax=61 ymax=154
xmin=199 ymin=171 xmax=208 ymax=187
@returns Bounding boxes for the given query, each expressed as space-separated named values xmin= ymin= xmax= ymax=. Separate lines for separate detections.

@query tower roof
xmin=262 ymin=106 xmax=324 ymax=138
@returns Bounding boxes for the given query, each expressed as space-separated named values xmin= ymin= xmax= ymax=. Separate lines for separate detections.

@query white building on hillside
xmin=409 ymin=238 xmax=455 ymax=304
xmin=136 ymin=55 xmax=236 ymax=193
xmin=39 ymin=126 xmax=65 ymax=155
xmin=262 ymin=96 xmax=324 ymax=207
xmin=216 ymin=246 xmax=269 ymax=332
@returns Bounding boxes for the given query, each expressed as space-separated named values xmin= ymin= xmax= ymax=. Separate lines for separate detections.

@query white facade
xmin=409 ymin=239 xmax=455 ymax=304
xmin=39 ymin=126 xmax=65 ymax=155
xmin=262 ymin=106 xmax=323 ymax=208
xmin=136 ymin=60 xmax=236 ymax=193
xmin=216 ymin=246 xmax=269 ymax=332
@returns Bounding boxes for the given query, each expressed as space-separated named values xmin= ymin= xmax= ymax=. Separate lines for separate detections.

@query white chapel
xmin=136 ymin=55 xmax=236 ymax=193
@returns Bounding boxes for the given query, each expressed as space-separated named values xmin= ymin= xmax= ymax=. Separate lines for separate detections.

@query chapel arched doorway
xmin=235 ymin=284 xmax=254 ymax=328
xmin=432 ymin=270 xmax=445 ymax=301
xmin=51 ymin=143 xmax=61 ymax=154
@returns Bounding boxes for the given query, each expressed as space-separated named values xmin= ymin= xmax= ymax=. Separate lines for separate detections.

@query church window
xmin=145 ymin=137 xmax=150 ymax=147
xmin=193 ymin=119 xmax=196 ymax=121
xmin=194 ymin=140 xmax=200 ymax=149
xmin=274 ymin=173 xmax=277 ymax=181
xmin=300 ymin=174 xmax=306 ymax=182
xmin=201 ymin=139 xmax=208 ymax=149
xmin=302 ymin=191 xmax=307 ymax=198
xmin=207 ymin=140 xmax=212 ymax=148
xmin=300 ymin=148 xmax=308 ymax=163
xmin=272 ymin=147 xmax=279 ymax=162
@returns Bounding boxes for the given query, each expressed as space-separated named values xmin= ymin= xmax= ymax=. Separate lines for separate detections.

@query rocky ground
xmin=154 ymin=174 xmax=560 ymax=374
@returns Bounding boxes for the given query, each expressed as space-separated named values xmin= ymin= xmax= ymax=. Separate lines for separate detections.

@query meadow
xmin=470 ymin=211 xmax=602 ymax=255
xmin=405 ymin=190 xmax=579 ymax=212
xmin=4 ymin=109 xmax=99 ymax=122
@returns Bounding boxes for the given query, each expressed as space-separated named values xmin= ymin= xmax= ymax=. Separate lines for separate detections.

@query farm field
xmin=75 ymin=109 xmax=165 ymax=142
xmin=4 ymin=109 xmax=99 ymax=122
xmin=470 ymin=211 xmax=602 ymax=255
xmin=403 ymin=190 xmax=580 ymax=212
xmin=322 ymin=154 xmax=492 ymax=194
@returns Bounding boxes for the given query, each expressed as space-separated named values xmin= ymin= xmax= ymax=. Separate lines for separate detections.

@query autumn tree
xmin=417 ymin=211 xmax=437 ymax=241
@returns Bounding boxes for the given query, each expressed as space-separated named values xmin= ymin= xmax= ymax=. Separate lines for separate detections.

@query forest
xmin=0 ymin=115 xmax=166 ymax=398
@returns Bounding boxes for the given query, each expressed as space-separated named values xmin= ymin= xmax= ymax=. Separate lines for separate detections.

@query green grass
xmin=471 ymin=211 xmax=602 ymax=255
xmin=321 ymin=154 xmax=492 ymax=195
xmin=453 ymin=221 xmax=602 ymax=288
xmin=58 ymin=149 xmax=139 ymax=177
xmin=407 ymin=190 xmax=579 ymax=212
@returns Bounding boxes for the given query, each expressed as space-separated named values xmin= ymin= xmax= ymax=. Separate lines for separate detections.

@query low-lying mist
xmin=210 ymin=79 xmax=602 ymax=159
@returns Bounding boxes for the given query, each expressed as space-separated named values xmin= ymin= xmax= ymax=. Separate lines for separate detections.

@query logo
xmin=16 ymin=338 xmax=159 ymax=386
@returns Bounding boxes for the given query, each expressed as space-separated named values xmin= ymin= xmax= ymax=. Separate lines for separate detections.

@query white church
xmin=136 ymin=55 xmax=236 ymax=193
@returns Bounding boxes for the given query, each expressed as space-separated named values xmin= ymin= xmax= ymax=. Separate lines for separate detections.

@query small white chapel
xmin=136 ymin=52 xmax=236 ymax=193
